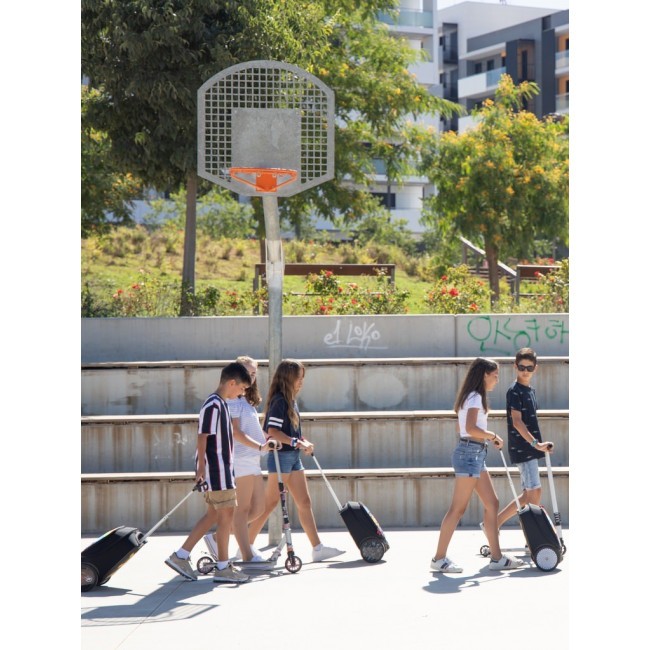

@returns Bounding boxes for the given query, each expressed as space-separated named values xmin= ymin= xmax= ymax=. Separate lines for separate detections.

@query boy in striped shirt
xmin=165 ymin=362 xmax=252 ymax=583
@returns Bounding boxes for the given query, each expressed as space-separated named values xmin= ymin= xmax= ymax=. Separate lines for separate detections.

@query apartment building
xmin=362 ymin=1 xmax=568 ymax=232
xmin=438 ymin=2 xmax=569 ymax=133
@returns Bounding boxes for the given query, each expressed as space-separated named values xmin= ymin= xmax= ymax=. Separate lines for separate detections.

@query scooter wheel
xmin=285 ymin=555 xmax=302 ymax=573
xmin=534 ymin=544 xmax=560 ymax=572
xmin=561 ymin=543 xmax=567 ymax=556
xmin=479 ymin=545 xmax=491 ymax=557
xmin=81 ymin=562 xmax=99 ymax=592
xmin=196 ymin=556 xmax=215 ymax=574
xmin=360 ymin=537 xmax=386 ymax=563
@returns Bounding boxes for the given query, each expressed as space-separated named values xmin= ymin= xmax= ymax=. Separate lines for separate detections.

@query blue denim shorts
xmin=266 ymin=449 xmax=304 ymax=474
xmin=516 ymin=458 xmax=542 ymax=491
xmin=452 ymin=439 xmax=488 ymax=477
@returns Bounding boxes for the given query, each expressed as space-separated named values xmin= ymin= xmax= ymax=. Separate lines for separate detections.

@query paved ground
xmin=81 ymin=526 xmax=570 ymax=650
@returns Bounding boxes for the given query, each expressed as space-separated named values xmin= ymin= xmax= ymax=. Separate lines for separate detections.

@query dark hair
xmin=454 ymin=357 xmax=498 ymax=414
xmin=220 ymin=361 xmax=251 ymax=386
xmin=264 ymin=359 xmax=305 ymax=428
xmin=235 ymin=355 xmax=262 ymax=407
xmin=515 ymin=347 xmax=537 ymax=366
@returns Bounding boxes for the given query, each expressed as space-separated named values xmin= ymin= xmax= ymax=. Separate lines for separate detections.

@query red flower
xmin=450 ymin=288 xmax=459 ymax=297
xmin=441 ymin=288 xmax=447 ymax=294
xmin=325 ymin=270 xmax=333 ymax=277
xmin=469 ymin=302 xmax=478 ymax=311
xmin=441 ymin=275 xmax=448 ymax=281
xmin=132 ymin=283 xmax=140 ymax=290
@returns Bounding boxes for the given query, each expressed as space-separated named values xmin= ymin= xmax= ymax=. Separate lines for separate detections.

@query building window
xmin=474 ymin=62 xmax=482 ymax=74
xmin=371 ymin=192 xmax=396 ymax=209
xmin=487 ymin=60 xmax=494 ymax=71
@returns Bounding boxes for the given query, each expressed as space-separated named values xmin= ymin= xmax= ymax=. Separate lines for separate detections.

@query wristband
xmin=530 ymin=439 xmax=538 ymax=447
xmin=291 ymin=437 xmax=298 ymax=448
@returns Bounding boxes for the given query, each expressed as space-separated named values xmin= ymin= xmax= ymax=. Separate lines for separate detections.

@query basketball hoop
xmin=229 ymin=167 xmax=298 ymax=194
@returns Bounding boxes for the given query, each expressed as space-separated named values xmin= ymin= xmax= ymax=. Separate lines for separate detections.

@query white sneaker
xmin=213 ymin=562 xmax=251 ymax=583
xmin=203 ymin=534 xmax=218 ymax=559
xmin=164 ymin=552 xmax=198 ymax=580
xmin=430 ymin=557 xmax=463 ymax=573
xmin=312 ymin=545 xmax=345 ymax=562
xmin=234 ymin=545 xmax=263 ymax=561
xmin=489 ymin=554 xmax=524 ymax=570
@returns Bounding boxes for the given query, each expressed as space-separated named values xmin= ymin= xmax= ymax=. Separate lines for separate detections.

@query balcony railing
xmin=556 ymin=93 xmax=569 ymax=112
xmin=556 ymin=50 xmax=569 ymax=69
xmin=377 ymin=9 xmax=433 ymax=29
xmin=486 ymin=67 xmax=506 ymax=87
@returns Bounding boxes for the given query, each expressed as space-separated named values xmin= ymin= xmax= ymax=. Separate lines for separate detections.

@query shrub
xmin=423 ymin=265 xmax=491 ymax=314
xmin=533 ymin=258 xmax=569 ymax=312
xmin=298 ymin=270 xmax=410 ymax=315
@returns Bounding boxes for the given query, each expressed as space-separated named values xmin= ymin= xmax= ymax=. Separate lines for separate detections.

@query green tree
xmin=81 ymin=86 xmax=143 ymax=237
xmin=420 ymin=75 xmax=569 ymax=303
xmin=82 ymin=0 xmax=460 ymax=312
xmin=82 ymin=0 xmax=255 ymax=313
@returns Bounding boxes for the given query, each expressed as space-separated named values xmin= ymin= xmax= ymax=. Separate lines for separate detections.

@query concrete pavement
xmin=81 ymin=526 xmax=570 ymax=650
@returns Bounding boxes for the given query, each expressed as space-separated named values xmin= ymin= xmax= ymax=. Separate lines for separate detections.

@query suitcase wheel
xmin=196 ymin=556 xmax=216 ymax=575
xmin=360 ymin=538 xmax=386 ymax=563
xmin=533 ymin=544 xmax=560 ymax=572
xmin=479 ymin=545 xmax=491 ymax=557
xmin=285 ymin=554 xmax=302 ymax=573
xmin=81 ymin=562 xmax=99 ymax=592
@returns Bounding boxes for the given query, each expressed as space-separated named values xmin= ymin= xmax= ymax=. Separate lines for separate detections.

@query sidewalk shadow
xmin=81 ymin=567 xmax=283 ymax=628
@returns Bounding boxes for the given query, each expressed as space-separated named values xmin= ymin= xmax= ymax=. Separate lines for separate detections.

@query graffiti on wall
xmin=466 ymin=316 xmax=568 ymax=356
xmin=323 ymin=319 xmax=388 ymax=351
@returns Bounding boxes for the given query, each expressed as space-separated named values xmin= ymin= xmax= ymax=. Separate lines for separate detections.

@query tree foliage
xmin=81 ymin=0 xmax=461 ymax=311
xmin=81 ymin=86 xmax=143 ymax=237
xmin=420 ymin=75 xmax=569 ymax=302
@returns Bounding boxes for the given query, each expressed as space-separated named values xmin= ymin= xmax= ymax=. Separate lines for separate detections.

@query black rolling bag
xmin=312 ymin=455 xmax=389 ymax=563
xmin=499 ymin=450 xmax=564 ymax=571
xmin=81 ymin=481 xmax=207 ymax=591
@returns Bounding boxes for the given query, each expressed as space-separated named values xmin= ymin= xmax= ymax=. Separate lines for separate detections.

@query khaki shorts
xmin=204 ymin=488 xmax=237 ymax=510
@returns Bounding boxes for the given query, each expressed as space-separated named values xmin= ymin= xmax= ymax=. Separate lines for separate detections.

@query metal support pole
xmin=262 ymin=194 xmax=284 ymax=544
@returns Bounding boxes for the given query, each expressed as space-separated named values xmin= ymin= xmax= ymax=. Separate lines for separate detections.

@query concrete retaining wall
xmin=81 ymin=313 xmax=569 ymax=363
xmin=81 ymin=357 xmax=569 ymax=415
xmin=81 ymin=469 xmax=569 ymax=534
xmin=81 ymin=410 xmax=569 ymax=473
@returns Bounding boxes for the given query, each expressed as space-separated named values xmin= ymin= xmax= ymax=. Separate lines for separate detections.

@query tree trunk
xmin=180 ymin=171 xmax=198 ymax=316
xmin=484 ymin=240 xmax=501 ymax=306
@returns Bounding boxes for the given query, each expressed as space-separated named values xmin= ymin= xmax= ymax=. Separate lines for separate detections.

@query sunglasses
xmin=516 ymin=364 xmax=535 ymax=372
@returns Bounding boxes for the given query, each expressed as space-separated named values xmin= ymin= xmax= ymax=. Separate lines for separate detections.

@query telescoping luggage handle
xmin=500 ymin=446 xmax=565 ymax=543
xmin=543 ymin=448 xmax=565 ymax=547
xmin=142 ymin=480 xmax=209 ymax=542
xmin=498 ymin=449 xmax=524 ymax=511
xmin=311 ymin=455 xmax=343 ymax=511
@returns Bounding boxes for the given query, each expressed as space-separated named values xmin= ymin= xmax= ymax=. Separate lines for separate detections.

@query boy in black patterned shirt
xmin=496 ymin=348 xmax=554 ymax=530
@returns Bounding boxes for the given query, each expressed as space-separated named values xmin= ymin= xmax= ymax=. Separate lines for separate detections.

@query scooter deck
xmin=232 ymin=560 xmax=278 ymax=571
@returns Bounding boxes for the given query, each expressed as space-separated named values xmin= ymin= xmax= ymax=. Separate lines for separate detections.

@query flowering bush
xmin=532 ymin=258 xmax=569 ymax=312
xmin=110 ymin=270 xmax=179 ymax=316
xmin=423 ymin=265 xmax=491 ymax=314
xmin=297 ymin=270 xmax=410 ymax=315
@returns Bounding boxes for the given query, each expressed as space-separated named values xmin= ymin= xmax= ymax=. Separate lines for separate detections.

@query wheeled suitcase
xmin=81 ymin=480 xmax=207 ymax=591
xmin=499 ymin=449 xmax=564 ymax=571
xmin=312 ymin=455 xmax=389 ymax=563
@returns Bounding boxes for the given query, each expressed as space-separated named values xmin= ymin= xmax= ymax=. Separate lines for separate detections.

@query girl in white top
xmin=430 ymin=357 xmax=524 ymax=573
xmin=203 ymin=356 xmax=271 ymax=562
